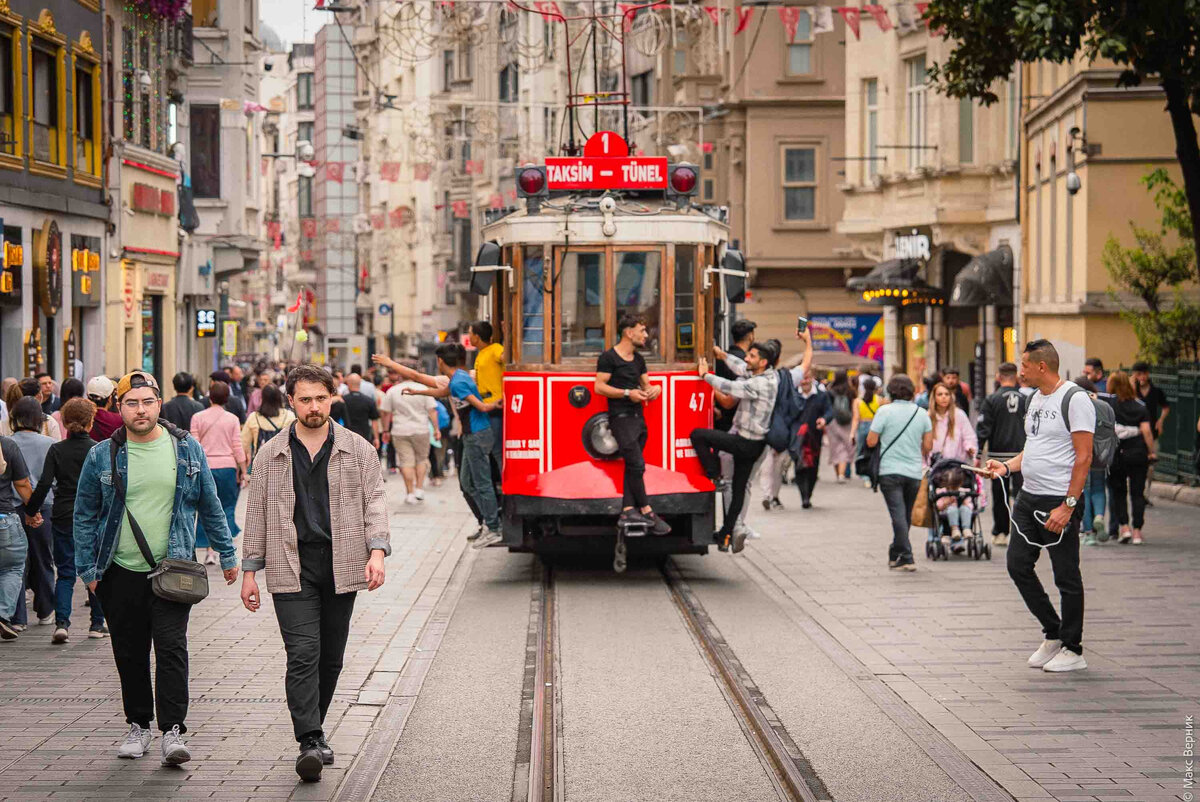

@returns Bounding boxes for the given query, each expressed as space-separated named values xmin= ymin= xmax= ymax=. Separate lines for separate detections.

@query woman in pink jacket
xmin=189 ymin=381 xmax=248 ymax=564
xmin=928 ymin=384 xmax=978 ymax=548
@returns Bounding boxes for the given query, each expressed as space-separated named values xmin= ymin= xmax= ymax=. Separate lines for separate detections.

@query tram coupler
xmin=614 ymin=520 xmax=647 ymax=572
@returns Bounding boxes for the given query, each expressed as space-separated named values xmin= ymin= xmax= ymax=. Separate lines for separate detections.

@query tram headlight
xmin=516 ymin=166 xmax=549 ymax=215
xmin=581 ymin=413 xmax=621 ymax=461
xmin=667 ymin=163 xmax=699 ymax=209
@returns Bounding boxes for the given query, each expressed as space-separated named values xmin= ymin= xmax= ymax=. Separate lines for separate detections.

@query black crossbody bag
xmin=109 ymin=440 xmax=209 ymax=605
xmin=863 ymin=407 xmax=921 ymax=492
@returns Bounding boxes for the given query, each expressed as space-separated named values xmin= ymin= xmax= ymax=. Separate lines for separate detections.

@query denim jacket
xmin=73 ymin=421 xmax=237 ymax=585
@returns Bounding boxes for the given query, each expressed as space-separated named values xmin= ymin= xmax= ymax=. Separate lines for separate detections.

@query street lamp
xmin=263 ymin=139 xmax=315 ymax=163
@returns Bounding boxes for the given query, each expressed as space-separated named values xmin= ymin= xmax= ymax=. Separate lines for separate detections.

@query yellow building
xmin=1020 ymin=61 xmax=1192 ymax=374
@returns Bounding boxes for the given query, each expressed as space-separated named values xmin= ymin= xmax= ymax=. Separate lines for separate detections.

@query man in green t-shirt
xmin=75 ymin=371 xmax=238 ymax=767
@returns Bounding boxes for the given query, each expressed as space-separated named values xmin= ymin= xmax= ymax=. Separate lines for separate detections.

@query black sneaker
xmin=801 ymin=500 xmax=812 ymax=509
xmin=645 ymin=512 xmax=672 ymax=536
xmin=296 ymin=737 xmax=323 ymax=782
xmin=715 ymin=531 xmax=730 ymax=552
xmin=316 ymin=735 xmax=334 ymax=765
xmin=0 ymin=618 xmax=17 ymax=641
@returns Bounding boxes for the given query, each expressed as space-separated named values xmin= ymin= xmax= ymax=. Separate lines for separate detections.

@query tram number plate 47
xmin=545 ymin=157 xmax=669 ymax=190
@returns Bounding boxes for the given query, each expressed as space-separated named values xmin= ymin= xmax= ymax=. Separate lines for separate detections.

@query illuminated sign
xmin=544 ymin=156 xmax=668 ymax=190
xmin=3 ymin=242 xmax=23 ymax=269
xmin=72 ymin=248 xmax=101 ymax=272
xmin=196 ymin=308 xmax=217 ymax=338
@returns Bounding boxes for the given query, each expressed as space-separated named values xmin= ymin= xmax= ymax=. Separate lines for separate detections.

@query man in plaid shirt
xmin=691 ymin=328 xmax=812 ymax=553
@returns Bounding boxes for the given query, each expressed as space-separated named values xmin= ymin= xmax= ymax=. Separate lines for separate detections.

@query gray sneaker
xmin=466 ymin=524 xmax=485 ymax=542
xmin=472 ymin=529 xmax=503 ymax=550
xmin=160 ymin=725 xmax=191 ymax=766
xmin=117 ymin=724 xmax=152 ymax=759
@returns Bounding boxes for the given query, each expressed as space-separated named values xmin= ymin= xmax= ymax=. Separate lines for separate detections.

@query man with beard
xmin=74 ymin=371 xmax=238 ymax=765
xmin=240 ymin=364 xmax=389 ymax=782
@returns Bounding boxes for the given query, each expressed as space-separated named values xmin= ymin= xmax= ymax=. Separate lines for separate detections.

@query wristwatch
xmin=623 ymin=388 xmax=630 ymax=399
xmin=1064 ymin=496 xmax=1078 ymax=509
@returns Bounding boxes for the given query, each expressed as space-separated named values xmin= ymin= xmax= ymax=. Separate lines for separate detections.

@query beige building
xmin=650 ymin=5 xmax=872 ymax=351
xmin=1019 ymin=60 xmax=1191 ymax=375
xmin=839 ymin=16 xmax=1021 ymax=388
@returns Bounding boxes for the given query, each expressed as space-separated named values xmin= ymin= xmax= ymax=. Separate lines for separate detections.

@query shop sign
xmin=892 ymin=228 xmax=932 ymax=262
xmin=144 ymin=269 xmax=171 ymax=293
xmin=64 ymin=328 xmax=79 ymax=378
xmin=72 ymin=246 xmax=101 ymax=307
xmin=23 ymin=328 xmax=42 ymax=377
xmin=221 ymin=320 xmax=238 ymax=356
xmin=196 ymin=308 xmax=217 ymax=338
xmin=132 ymin=182 xmax=170 ymax=215
xmin=810 ymin=315 xmax=884 ymax=363
xmin=33 ymin=219 xmax=63 ymax=317
xmin=0 ymin=223 xmax=23 ymax=306
xmin=122 ymin=260 xmax=137 ymax=326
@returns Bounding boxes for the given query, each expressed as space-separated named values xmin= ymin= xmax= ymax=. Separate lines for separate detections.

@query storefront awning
xmin=949 ymin=245 xmax=1013 ymax=306
xmin=846 ymin=258 xmax=946 ymax=306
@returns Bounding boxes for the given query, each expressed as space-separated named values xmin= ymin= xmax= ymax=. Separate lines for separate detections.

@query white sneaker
xmin=414 ymin=488 xmax=425 ymax=501
xmin=735 ymin=522 xmax=761 ymax=540
xmin=466 ymin=524 xmax=485 ymax=542
xmin=37 ymin=614 xmax=54 ymax=626
xmin=404 ymin=493 xmax=419 ymax=505
xmin=1027 ymin=639 xmax=1063 ymax=668
xmin=204 ymin=550 xmax=218 ymax=566
xmin=117 ymin=724 xmax=152 ymax=759
xmin=472 ymin=529 xmax=503 ymax=549
xmin=160 ymin=724 xmax=191 ymax=766
xmin=1043 ymin=648 xmax=1087 ymax=673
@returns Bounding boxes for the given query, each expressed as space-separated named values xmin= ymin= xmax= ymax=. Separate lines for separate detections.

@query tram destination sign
xmin=544 ymin=156 xmax=669 ymax=190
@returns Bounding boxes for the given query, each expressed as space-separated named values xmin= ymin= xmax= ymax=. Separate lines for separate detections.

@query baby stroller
xmin=924 ymin=457 xmax=992 ymax=561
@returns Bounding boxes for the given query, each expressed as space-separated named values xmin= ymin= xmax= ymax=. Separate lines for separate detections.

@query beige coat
xmin=241 ymin=421 xmax=390 ymax=594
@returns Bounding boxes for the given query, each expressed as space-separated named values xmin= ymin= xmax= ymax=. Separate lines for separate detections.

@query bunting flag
xmin=836 ymin=6 xmax=861 ymax=38
xmin=506 ymin=188 xmax=518 ymax=202
xmin=371 ymin=213 xmax=386 ymax=230
xmin=326 ymin=162 xmax=345 ymax=183
xmin=413 ymin=162 xmax=432 ymax=181
xmin=618 ymin=2 xmax=639 ymax=31
xmin=300 ymin=249 xmax=314 ymax=261
xmin=287 ymin=291 xmax=303 ymax=314
xmin=465 ymin=159 xmax=485 ymax=175
xmin=452 ymin=200 xmax=469 ymax=219
xmin=702 ymin=141 xmax=714 ymax=154
xmin=325 ymin=218 xmax=340 ymax=233
xmin=488 ymin=193 xmax=504 ymax=210
xmin=703 ymin=6 xmax=720 ymax=26
xmin=379 ymin=161 xmax=401 ymax=182
xmin=532 ymin=1 xmax=561 ymax=21
xmin=301 ymin=218 xmax=318 ymax=239
xmin=266 ymin=221 xmax=281 ymax=239
xmin=734 ymin=6 xmax=754 ymax=34
xmin=778 ymin=6 xmax=803 ymax=42
xmin=864 ymin=4 xmax=892 ymax=31
xmin=812 ymin=5 xmax=834 ymax=34
xmin=389 ymin=206 xmax=413 ymax=228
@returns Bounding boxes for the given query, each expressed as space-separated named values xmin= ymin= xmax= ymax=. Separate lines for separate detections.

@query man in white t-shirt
xmin=380 ymin=377 xmax=439 ymax=504
xmin=986 ymin=339 xmax=1094 ymax=674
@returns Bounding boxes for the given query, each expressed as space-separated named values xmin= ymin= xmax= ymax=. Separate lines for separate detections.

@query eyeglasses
xmin=121 ymin=398 xmax=161 ymax=410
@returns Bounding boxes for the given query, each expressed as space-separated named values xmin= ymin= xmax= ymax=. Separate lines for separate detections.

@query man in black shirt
xmin=976 ymin=362 xmax=1027 ymax=545
xmin=595 ymin=314 xmax=671 ymax=535
xmin=340 ymin=374 xmax=380 ymax=447
xmin=161 ymin=373 xmax=205 ymax=433
xmin=941 ymin=367 xmax=971 ymax=413
xmin=1131 ymin=362 xmax=1170 ymax=438
xmin=714 ymin=319 xmax=756 ymax=432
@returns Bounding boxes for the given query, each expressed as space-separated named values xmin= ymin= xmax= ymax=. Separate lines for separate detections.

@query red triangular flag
xmin=301 ymin=218 xmax=317 ymax=238
xmin=864 ymin=4 xmax=892 ymax=32
xmin=371 ymin=213 xmax=385 ymax=230
xmin=326 ymin=162 xmax=344 ymax=183
xmin=734 ymin=6 xmax=754 ymax=34
xmin=533 ymin=1 xmax=560 ymax=21
xmin=777 ymin=7 xmax=802 ymax=42
xmin=489 ymin=193 xmax=504 ymax=210
xmin=287 ymin=291 xmax=303 ymax=313
xmin=452 ymin=200 xmax=469 ymax=219
xmin=380 ymin=161 xmax=401 ymax=182
xmin=703 ymin=6 xmax=720 ymax=26
xmin=836 ymin=7 xmax=861 ymax=39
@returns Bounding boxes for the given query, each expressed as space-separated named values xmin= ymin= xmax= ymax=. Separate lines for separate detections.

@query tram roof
xmin=481 ymin=195 xmax=730 ymax=247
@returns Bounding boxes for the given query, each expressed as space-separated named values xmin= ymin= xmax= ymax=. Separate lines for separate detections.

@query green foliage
xmin=1104 ymin=170 xmax=1200 ymax=362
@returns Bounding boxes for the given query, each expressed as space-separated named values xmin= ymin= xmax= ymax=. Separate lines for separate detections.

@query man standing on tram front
xmin=595 ymin=314 xmax=672 ymax=535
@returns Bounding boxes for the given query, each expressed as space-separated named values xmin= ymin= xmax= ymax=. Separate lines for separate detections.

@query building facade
xmin=0 ymin=0 xmax=105 ymax=379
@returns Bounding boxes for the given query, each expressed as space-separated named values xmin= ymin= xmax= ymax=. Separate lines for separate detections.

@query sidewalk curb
xmin=1149 ymin=481 xmax=1200 ymax=506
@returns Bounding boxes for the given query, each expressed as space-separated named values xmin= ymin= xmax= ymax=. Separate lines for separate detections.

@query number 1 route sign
xmin=545 ymin=130 xmax=668 ymax=191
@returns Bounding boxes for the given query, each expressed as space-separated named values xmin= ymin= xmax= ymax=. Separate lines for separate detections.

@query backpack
xmin=833 ymin=393 xmax=852 ymax=426
xmin=255 ymin=413 xmax=282 ymax=452
xmin=766 ymin=369 xmax=806 ymax=453
xmin=1062 ymin=385 xmax=1117 ymax=470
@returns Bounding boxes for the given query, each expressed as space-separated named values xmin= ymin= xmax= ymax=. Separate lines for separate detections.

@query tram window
xmin=674 ymin=246 xmax=696 ymax=361
xmin=615 ymin=251 xmax=662 ymax=358
xmin=522 ymin=246 xmax=546 ymax=362
xmin=561 ymin=252 xmax=606 ymax=358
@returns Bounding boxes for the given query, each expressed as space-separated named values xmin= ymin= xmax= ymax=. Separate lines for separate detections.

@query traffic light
xmin=516 ymin=166 xmax=549 ymax=214
xmin=666 ymin=163 xmax=698 ymax=209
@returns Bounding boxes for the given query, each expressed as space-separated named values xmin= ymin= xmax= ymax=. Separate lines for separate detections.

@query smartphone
xmin=797 ymin=316 xmax=808 ymax=335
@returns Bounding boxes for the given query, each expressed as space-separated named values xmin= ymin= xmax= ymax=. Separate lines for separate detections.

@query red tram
xmin=469 ymin=132 xmax=747 ymax=568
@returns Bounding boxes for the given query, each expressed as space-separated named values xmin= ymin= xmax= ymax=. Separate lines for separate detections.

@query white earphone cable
xmin=997 ymin=471 xmax=1065 ymax=549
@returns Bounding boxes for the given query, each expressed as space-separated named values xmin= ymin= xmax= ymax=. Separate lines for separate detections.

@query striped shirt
xmin=704 ymin=354 xmax=779 ymax=441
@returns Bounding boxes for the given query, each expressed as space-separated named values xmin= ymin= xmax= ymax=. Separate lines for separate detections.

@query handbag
xmin=109 ymin=440 xmax=209 ymax=605
xmin=910 ymin=470 xmax=931 ymax=528
xmin=865 ymin=407 xmax=921 ymax=492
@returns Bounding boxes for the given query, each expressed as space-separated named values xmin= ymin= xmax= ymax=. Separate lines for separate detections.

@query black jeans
xmin=1007 ymin=491 xmax=1084 ymax=654
xmin=990 ymin=472 xmax=1024 ymax=536
xmin=794 ymin=466 xmax=818 ymax=504
xmin=13 ymin=505 xmax=54 ymax=625
xmin=609 ymin=413 xmax=649 ymax=510
xmin=1107 ymin=461 xmax=1148 ymax=529
xmin=96 ymin=563 xmax=192 ymax=733
xmin=691 ymin=428 xmax=767 ymax=537
xmin=273 ymin=543 xmax=357 ymax=741
xmin=878 ymin=474 xmax=921 ymax=566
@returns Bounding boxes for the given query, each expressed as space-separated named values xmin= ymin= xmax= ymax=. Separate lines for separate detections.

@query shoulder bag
xmin=864 ymin=407 xmax=921 ymax=493
xmin=109 ymin=440 xmax=209 ymax=605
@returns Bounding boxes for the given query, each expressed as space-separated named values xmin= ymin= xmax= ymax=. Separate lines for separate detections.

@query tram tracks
xmin=517 ymin=558 xmax=832 ymax=802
